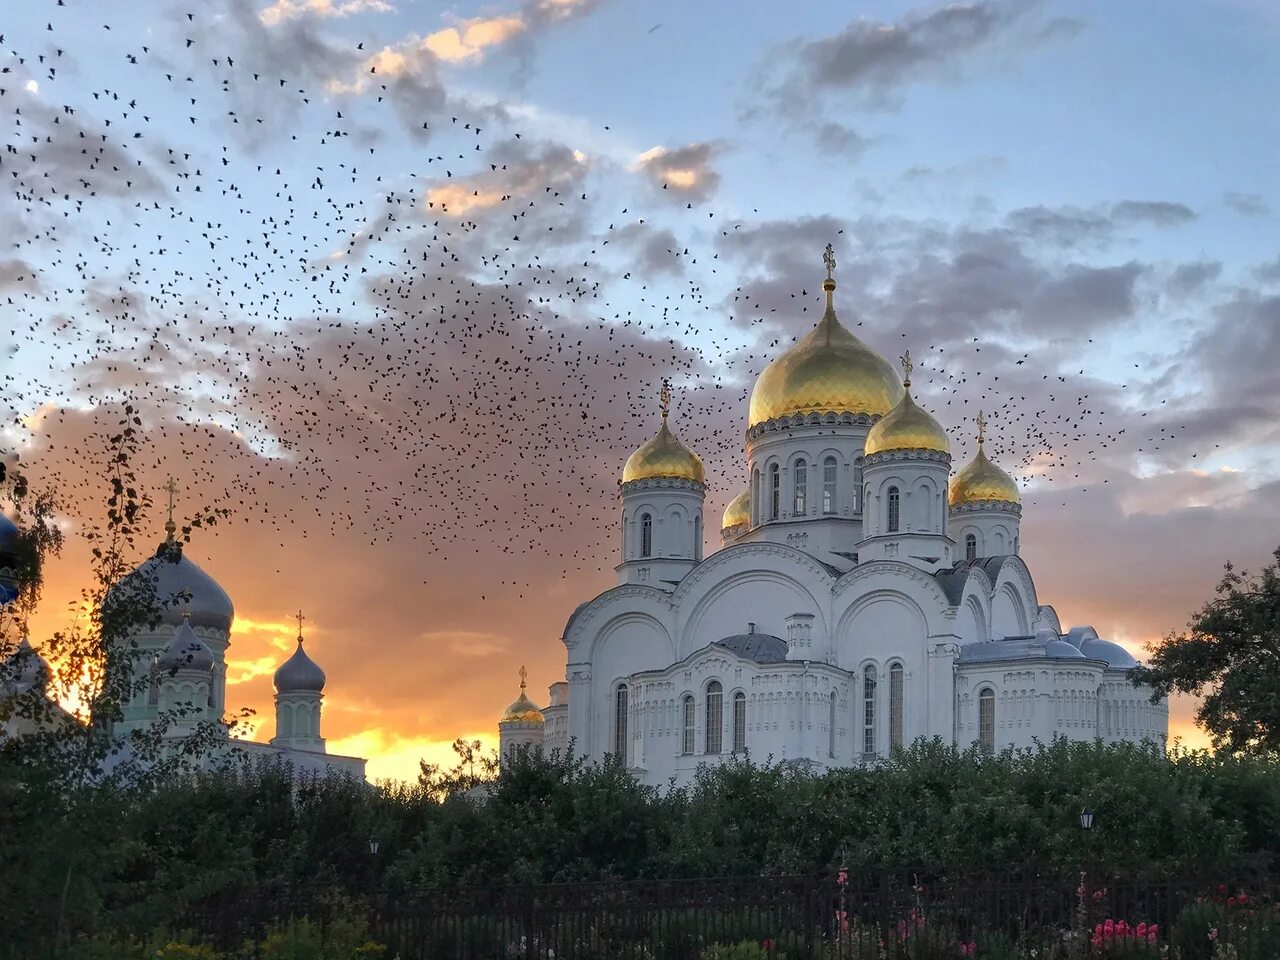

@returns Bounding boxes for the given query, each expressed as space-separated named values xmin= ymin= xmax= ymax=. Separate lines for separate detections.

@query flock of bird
xmin=0 ymin=0 xmax=1193 ymax=586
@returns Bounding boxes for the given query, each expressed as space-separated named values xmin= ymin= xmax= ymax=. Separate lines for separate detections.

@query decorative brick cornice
xmin=949 ymin=499 xmax=1022 ymax=517
xmin=746 ymin=410 xmax=880 ymax=442
xmin=864 ymin=448 xmax=952 ymax=467
xmin=619 ymin=476 xmax=706 ymax=496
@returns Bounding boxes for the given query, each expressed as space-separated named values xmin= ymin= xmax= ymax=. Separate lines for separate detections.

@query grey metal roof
xmin=714 ymin=632 xmax=788 ymax=664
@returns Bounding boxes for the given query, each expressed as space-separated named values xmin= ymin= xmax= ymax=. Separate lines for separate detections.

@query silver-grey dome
xmin=274 ymin=641 xmax=326 ymax=693
xmin=158 ymin=620 xmax=215 ymax=674
xmin=2 ymin=636 xmax=49 ymax=694
xmin=1043 ymin=639 xmax=1087 ymax=659
xmin=117 ymin=542 xmax=234 ymax=630
xmin=1080 ymin=636 xmax=1138 ymax=669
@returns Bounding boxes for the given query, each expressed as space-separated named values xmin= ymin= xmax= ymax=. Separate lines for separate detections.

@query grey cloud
xmin=633 ymin=142 xmax=724 ymax=202
xmin=1223 ymin=192 xmax=1269 ymax=217
xmin=1006 ymin=205 xmax=1113 ymax=248
xmin=1111 ymin=200 xmax=1196 ymax=227
xmin=1253 ymin=256 xmax=1280 ymax=283
xmin=1167 ymin=261 xmax=1222 ymax=297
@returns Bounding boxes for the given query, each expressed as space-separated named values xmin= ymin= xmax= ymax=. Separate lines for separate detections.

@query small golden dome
xmin=622 ymin=381 xmax=704 ymax=485
xmin=499 ymin=666 xmax=545 ymax=726
xmin=748 ymin=275 xmax=903 ymax=430
xmin=864 ymin=352 xmax=949 ymax=457
xmin=721 ymin=488 xmax=750 ymax=532
xmin=950 ymin=413 xmax=1019 ymax=506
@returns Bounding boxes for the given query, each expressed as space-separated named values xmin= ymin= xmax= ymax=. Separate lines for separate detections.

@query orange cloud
xmin=424 ymin=16 xmax=527 ymax=63
xmin=259 ymin=0 xmax=393 ymax=27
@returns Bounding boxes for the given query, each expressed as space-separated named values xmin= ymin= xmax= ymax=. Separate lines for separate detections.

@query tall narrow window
xmin=682 ymin=695 xmax=695 ymax=755
xmin=640 ymin=513 xmax=652 ymax=558
xmin=752 ymin=469 xmax=761 ymax=525
xmin=732 ymin=692 xmax=746 ymax=753
xmin=792 ymin=460 xmax=807 ymax=516
xmin=887 ymin=487 xmax=900 ymax=533
xmin=769 ymin=464 xmax=780 ymax=520
xmin=614 ymin=683 xmax=629 ymax=759
xmin=852 ymin=458 xmax=863 ymax=512
xmin=862 ymin=666 xmax=877 ymax=756
xmin=822 ymin=457 xmax=838 ymax=514
xmin=705 ymin=680 xmax=723 ymax=754
xmin=694 ymin=514 xmax=703 ymax=561
xmin=965 ymin=534 xmax=977 ymax=562
xmin=978 ymin=688 xmax=995 ymax=754
xmin=828 ymin=691 xmax=837 ymax=758
xmin=889 ymin=663 xmax=904 ymax=751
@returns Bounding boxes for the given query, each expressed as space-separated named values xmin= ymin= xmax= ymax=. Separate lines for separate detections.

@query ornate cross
xmin=899 ymin=349 xmax=913 ymax=386
xmin=659 ymin=379 xmax=671 ymax=421
xmin=295 ymin=609 xmax=305 ymax=641
xmin=823 ymin=243 xmax=836 ymax=280
xmin=519 ymin=664 xmax=528 ymax=691
xmin=976 ymin=410 xmax=987 ymax=445
xmin=163 ymin=476 xmax=179 ymax=539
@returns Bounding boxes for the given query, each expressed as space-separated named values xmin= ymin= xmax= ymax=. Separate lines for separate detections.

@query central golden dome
xmin=721 ymin=488 xmax=750 ymax=532
xmin=748 ymin=278 xmax=903 ymax=430
xmin=499 ymin=667 xmax=545 ymax=726
xmin=864 ymin=355 xmax=950 ymax=457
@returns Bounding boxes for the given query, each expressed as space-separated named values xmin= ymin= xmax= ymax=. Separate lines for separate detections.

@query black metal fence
xmin=171 ymin=868 xmax=1280 ymax=960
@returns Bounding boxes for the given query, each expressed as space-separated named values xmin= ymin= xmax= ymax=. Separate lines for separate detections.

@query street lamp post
xmin=367 ymin=836 xmax=381 ymax=908
xmin=1080 ymin=809 xmax=1095 ymax=950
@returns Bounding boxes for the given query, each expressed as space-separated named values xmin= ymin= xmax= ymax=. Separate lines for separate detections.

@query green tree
xmin=1131 ymin=546 xmax=1280 ymax=754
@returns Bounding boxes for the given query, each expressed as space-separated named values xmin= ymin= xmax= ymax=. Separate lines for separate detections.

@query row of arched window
xmin=615 ymin=681 xmax=748 ymax=758
xmin=751 ymin=457 xmax=861 ymax=524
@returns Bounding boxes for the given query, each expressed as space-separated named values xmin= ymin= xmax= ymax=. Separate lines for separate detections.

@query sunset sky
xmin=3 ymin=0 xmax=1279 ymax=781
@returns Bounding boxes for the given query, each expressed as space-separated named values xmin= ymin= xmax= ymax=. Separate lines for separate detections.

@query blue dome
xmin=115 ymin=542 xmax=234 ymax=630
xmin=274 ymin=641 xmax=326 ymax=694
xmin=0 ymin=514 xmax=20 ymax=606
xmin=0 ymin=512 xmax=17 ymax=548
xmin=1080 ymin=637 xmax=1138 ymax=669
xmin=158 ymin=620 xmax=214 ymax=674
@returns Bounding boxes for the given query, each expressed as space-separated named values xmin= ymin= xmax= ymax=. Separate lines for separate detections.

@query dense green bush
xmin=3 ymin=737 xmax=1279 ymax=954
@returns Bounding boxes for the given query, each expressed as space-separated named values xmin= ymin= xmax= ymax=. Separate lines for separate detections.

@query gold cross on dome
xmin=823 ymin=243 xmax=836 ymax=280
xmin=163 ymin=476 xmax=179 ymax=540
xmin=295 ymin=609 xmax=305 ymax=641
xmin=519 ymin=664 xmax=528 ymax=691
xmin=976 ymin=410 xmax=987 ymax=445
xmin=899 ymin=349 xmax=913 ymax=386
xmin=659 ymin=379 xmax=671 ymax=420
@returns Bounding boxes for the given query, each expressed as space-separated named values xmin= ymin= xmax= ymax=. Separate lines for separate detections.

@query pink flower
xmin=1136 ymin=922 xmax=1147 ymax=937
xmin=1147 ymin=932 xmax=1157 ymax=945
xmin=761 ymin=938 xmax=775 ymax=953
xmin=1209 ymin=928 xmax=1219 ymax=942
xmin=837 ymin=870 xmax=849 ymax=885
xmin=1228 ymin=896 xmax=1237 ymax=907
xmin=1237 ymin=893 xmax=1249 ymax=905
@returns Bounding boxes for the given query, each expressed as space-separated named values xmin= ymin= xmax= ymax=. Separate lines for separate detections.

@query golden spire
xmin=976 ymin=409 xmax=987 ymax=446
xmin=899 ymin=349 xmax=913 ymax=389
xmin=822 ymin=242 xmax=837 ymax=304
xmin=295 ymin=609 xmax=305 ymax=644
xmin=659 ymin=379 xmax=671 ymax=422
xmin=163 ymin=476 xmax=179 ymax=543
xmin=519 ymin=664 xmax=527 ymax=691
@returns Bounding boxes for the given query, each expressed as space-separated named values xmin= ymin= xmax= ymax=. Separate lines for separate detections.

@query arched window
xmin=682 ymin=695 xmax=695 ymax=755
xmin=752 ymin=469 xmax=761 ymax=525
xmin=862 ymin=665 xmax=877 ymax=757
xmin=732 ymin=692 xmax=747 ymax=753
xmin=852 ymin=457 xmax=863 ymax=512
xmin=705 ymin=680 xmax=723 ymax=754
xmin=887 ymin=486 xmax=900 ymax=533
xmin=889 ymin=663 xmax=904 ymax=750
xmin=792 ymin=460 xmax=807 ymax=516
xmin=828 ymin=691 xmax=837 ymax=758
xmin=978 ymin=687 xmax=995 ymax=754
xmin=640 ymin=513 xmax=652 ymax=558
xmin=822 ymin=457 xmax=838 ymax=514
xmin=769 ymin=464 xmax=781 ymax=520
xmin=965 ymin=533 xmax=977 ymax=562
xmin=614 ymin=683 xmax=629 ymax=759
xmin=694 ymin=514 xmax=703 ymax=561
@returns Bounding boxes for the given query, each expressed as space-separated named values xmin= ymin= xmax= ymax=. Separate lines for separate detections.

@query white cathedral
xmin=0 ymin=505 xmax=365 ymax=778
xmin=500 ymin=248 xmax=1168 ymax=783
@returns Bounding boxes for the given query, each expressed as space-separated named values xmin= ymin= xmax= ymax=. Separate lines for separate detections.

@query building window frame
xmin=889 ymin=662 xmax=904 ymax=751
xmin=822 ymin=457 xmax=838 ymax=514
xmin=769 ymin=464 xmax=780 ymax=520
xmin=965 ymin=533 xmax=977 ymax=562
xmin=792 ymin=460 xmax=807 ymax=516
xmin=732 ymin=691 xmax=746 ymax=753
xmin=978 ymin=687 xmax=995 ymax=754
xmin=640 ymin=513 xmax=652 ymax=558
xmin=862 ymin=665 xmax=877 ymax=757
xmin=614 ymin=682 xmax=629 ymax=760
xmin=705 ymin=680 xmax=724 ymax=754
xmin=681 ymin=694 xmax=695 ymax=755
xmin=887 ymin=486 xmax=900 ymax=533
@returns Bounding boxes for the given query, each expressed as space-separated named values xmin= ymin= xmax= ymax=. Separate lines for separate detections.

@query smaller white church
xmin=0 ymin=505 xmax=365 ymax=779
xmin=500 ymin=246 xmax=1167 ymax=784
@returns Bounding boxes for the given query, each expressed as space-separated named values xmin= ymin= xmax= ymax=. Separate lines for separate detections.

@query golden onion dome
xmin=864 ymin=352 xmax=950 ymax=457
xmin=499 ymin=667 xmax=545 ymax=726
xmin=949 ymin=413 xmax=1019 ymax=506
xmin=721 ymin=488 xmax=750 ymax=532
xmin=621 ymin=381 xmax=704 ymax=485
xmin=748 ymin=264 xmax=903 ymax=430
